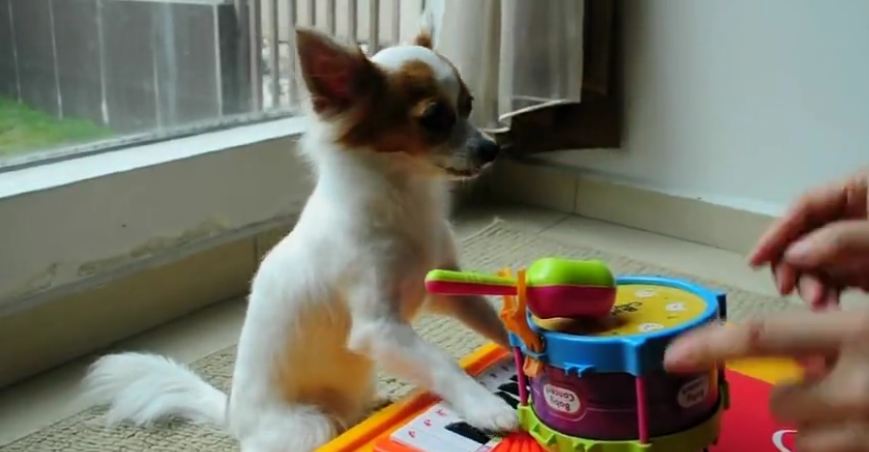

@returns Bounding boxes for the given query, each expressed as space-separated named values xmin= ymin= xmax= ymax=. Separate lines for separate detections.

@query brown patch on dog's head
xmin=336 ymin=59 xmax=460 ymax=155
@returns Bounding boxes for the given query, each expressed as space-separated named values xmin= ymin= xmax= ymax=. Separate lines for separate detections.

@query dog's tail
xmin=83 ymin=352 xmax=227 ymax=427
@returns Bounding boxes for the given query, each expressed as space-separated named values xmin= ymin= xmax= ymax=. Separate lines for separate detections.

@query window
xmin=0 ymin=0 xmax=421 ymax=170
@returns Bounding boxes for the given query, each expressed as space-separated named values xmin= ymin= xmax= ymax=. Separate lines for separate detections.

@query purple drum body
xmin=529 ymin=365 xmax=719 ymax=440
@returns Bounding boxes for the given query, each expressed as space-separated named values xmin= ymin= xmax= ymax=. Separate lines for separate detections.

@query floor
xmin=0 ymin=202 xmax=864 ymax=446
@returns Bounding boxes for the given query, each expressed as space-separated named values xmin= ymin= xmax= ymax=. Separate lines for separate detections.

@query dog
xmin=83 ymin=28 xmax=517 ymax=452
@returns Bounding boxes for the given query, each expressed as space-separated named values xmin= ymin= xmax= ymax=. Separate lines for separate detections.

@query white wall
xmin=544 ymin=0 xmax=869 ymax=215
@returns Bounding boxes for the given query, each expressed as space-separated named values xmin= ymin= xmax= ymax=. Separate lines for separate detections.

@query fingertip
xmin=747 ymin=243 xmax=775 ymax=267
xmin=798 ymin=275 xmax=826 ymax=307
xmin=748 ymin=259 xmax=768 ymax=271
xmin=751 ymin=216 xmax=804 ymax=264
xmin=746 ymin=251 xmax=764 ymax=267
xmin=664 ymin=330 xmax=723 ymax=373
xmin=664 ymin=340 xmax=699 ymax=373
xmin=663 ymin=355 xmax=696 ymax=373
xmin=772 ymin=262 xmax=797 ymax=295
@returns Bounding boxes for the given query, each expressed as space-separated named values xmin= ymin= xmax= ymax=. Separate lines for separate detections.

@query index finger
xmin=749 ymin=182 xmax=849 ymax=267
xmin=664 ymin=310 xmax=867 ymax=372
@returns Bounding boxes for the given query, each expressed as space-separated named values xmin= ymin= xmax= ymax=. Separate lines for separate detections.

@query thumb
xmin=784 ymin=220 xmax=869 ymax=269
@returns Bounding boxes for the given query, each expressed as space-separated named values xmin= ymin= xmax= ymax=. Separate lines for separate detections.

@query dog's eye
xmin=418 ymin=102 xmax=455 ymax=133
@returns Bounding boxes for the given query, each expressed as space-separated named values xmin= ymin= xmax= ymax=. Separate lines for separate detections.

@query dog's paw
xmin=453 ymin=391 xmax=519 ymax=433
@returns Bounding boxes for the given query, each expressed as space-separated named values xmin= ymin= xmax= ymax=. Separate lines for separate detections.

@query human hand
xmin=665 ymin=310 xmax=869 ymax=451
xmin=749 ymin=169 xmax=869 ymax=308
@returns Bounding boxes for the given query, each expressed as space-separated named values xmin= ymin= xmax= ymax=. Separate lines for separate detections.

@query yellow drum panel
xmin=534 ymin=284 xmax=709 ymax=336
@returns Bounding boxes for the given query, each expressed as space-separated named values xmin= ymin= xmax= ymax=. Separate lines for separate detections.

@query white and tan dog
xmin=83 ymin=29 xmax=517 ymax=452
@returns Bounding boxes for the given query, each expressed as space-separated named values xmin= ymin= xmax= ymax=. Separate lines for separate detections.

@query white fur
xmin=82 ymin=353 xmax=226 ymax=426
xmin=83 ymin=43 xmax=513 ymax=452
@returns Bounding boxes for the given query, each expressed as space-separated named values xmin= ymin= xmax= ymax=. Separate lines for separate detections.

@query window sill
xmin=1 ymin=116 xmax=311 ymax=312
xmin=0 ymin=116 xmax=307 ymax=199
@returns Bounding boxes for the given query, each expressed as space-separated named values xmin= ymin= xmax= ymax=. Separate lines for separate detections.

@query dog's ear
xmin=415 ymin=2 xmax=439 ymax=49
xmin=295 ymin=28 xmax=381 ymax=114
xmin=413 ymin=30 xmax=433 ymax=49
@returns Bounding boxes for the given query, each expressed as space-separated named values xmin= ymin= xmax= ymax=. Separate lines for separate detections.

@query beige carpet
xmin=1 ymin=221 xmax=800 ymax=452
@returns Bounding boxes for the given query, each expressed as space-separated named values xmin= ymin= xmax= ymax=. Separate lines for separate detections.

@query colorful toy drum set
xmin=426 ymin=258 xmax=729 ymax=452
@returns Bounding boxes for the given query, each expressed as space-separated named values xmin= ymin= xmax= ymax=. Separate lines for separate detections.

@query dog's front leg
xmin=427 ymin=232 xmax=510 ymax=348
xmin=347 ymin=288 xmax=517 ymax=432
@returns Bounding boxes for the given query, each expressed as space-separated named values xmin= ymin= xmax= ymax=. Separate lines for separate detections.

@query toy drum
xmin=512 ymin=276 xmax=728 ymax=451
xmin=529 ymin=357 xmax=718 ymax=440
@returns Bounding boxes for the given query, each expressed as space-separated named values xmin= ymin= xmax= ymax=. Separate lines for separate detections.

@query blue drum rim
xmin=508 ymin=275 xmax=727 ymax=376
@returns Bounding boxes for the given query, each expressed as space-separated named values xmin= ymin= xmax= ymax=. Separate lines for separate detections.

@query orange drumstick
xmin=498 ymin=269 xmax=542 ymax=351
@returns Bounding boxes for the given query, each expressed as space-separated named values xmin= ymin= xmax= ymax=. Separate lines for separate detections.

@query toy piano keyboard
xmin=387 ymin=356 xmax=519 ymax=451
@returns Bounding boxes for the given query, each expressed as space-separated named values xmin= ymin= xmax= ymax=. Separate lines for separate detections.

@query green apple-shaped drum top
xmin=425 ymin=258 xmax=617 ymax=319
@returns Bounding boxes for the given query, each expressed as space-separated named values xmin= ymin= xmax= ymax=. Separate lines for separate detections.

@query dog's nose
xmin=477 ymin=139 xmax=500 ymax=163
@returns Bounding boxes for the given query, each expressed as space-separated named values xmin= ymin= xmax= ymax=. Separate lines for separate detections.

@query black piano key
xmin=498 ymin=382 xmax=519 ymax=396
xmin=444 ymin=422 xmax=492 ymax=444
xmin=496 ymin=391 xmax=519 ymax=409
xmin=510 ymin=375 xmax=518 ymax=382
